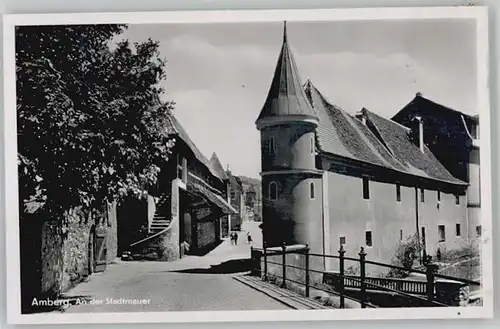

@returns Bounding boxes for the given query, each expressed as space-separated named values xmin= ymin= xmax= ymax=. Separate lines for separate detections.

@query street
xmin=62 ymin=220 xmax=287 ymax=313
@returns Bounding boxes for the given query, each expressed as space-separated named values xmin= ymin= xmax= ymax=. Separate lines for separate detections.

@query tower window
xmin=456 ymin=223 xmax=461 ymax=237
xmin=455 ymin=194 xmax=460 ymax=205
xmin=420 ymin=189 xmax=425 ymax=203
xmin=396 ymin=184 xmax=401 ymax=202
xmin=399 ymin=229 xmax=403 ymax=241
xmin=339 ymin=236 xmax=346 ymax=246
xmin=310 ymin=182 xmax=315 ymax=199
xmin=476 ymin=225 xmax=482 ymax=237
xmin=310 ymin=137 xmax=314 ymax=154
xmin=437 ymin=191 xmax=441 ymax=202
xmin=269 ymin=181 xmax=278 ymax=201
xmin=269 ymin=136 xmax=276 ymax=155
xmin=365 ymin=231 xmax=373 ymax=247
xmin=438 ymin=225 xmax=446 ymax=242
xmin=362 ymin=177 xmax=370 ymax=200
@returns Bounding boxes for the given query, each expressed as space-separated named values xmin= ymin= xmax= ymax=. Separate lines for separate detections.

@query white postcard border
xmin=2 ymin=6 xmax=493 ymax=324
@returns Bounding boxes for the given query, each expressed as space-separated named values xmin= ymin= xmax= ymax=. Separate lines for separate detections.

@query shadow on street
xmin=166 ymin=258 xmax=252 ymax=274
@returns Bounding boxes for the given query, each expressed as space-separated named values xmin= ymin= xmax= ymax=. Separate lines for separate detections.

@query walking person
xmin=234 ymin=232 xmax=239 ymax=245
xmin=230 ymin=232 xmax=235 ymax=245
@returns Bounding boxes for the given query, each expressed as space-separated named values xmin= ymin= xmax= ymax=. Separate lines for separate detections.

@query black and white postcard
xmin=2 ymin=6 xmax=493 ymax=324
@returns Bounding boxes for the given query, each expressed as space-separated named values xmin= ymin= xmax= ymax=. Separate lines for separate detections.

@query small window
xmin=310 ymin=136 xmax=314 ymax=154
xmin=269 ymin=181 xmax=278 ymax=201
xmin=420 ymin=188 xmax=425 ymax=203
xmin=399 ymin=229 xmax=403 ymax=241
xmin=438 ymin=225 xmax=446 ymax=242
xmin=456 ymin=224 xmax=461 ymax=237
xmin=365 ymin=231 xmax=373 ymax=247
xmin=476 ymin=225 xmax=482 ymax=237
xmin=455 ymin=194 xmax=460 ymax=205
xmin=437 ymin=191 xmax=441 ymax=202
xmin=310 ymin=182 xmax=315 ymax=199
xmin=396 ymin=184 xmax=401 ymax=202
xmin=339 ymin=236 xmax=346 ymax=246
xmin=269 ymin=136 xmax=276 ymax=155
xmin=362 ymin=177 xmax=370 ymax=200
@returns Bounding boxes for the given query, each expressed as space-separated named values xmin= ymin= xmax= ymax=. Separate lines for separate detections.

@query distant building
xmin=392 ymin=94 xmax=480 ymax=243
xmin=245 ymin=185 xmax=257 ymax=208
xmin=226 ymin=169 xmax=245 ymax=231
xmin=255 ymin=23 xmax=469 ymax=273
xmin=209 ymin=152 xmax=231 ymax=237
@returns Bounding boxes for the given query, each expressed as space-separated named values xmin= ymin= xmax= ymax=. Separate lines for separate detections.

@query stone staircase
xmin=149 ymin=194 xmax=172 ymax=234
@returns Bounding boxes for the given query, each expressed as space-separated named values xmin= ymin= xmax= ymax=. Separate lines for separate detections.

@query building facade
xmin=226 ymin=172 xmax=245 ymax=231
xmin=120 ymin=114 xmax=237 ymax=259
xmin=392 ymin=96 xmax=481 ymax=244
xmin=256 ymin=23 xmax=469 ymax=274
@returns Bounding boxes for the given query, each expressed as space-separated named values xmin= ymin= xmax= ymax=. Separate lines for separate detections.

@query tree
xmin=16 ymin=24 xmax=176 ymax=219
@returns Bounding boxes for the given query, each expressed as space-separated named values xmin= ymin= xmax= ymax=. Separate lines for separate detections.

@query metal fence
xmin=251 ymin=243 xmax=481 ymax=309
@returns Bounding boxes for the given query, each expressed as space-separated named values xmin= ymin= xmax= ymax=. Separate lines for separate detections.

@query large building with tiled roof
xmin=392 ymin=94 xmax=481 ymax=246
xmin=256 ymin=22 xmax=470 ymax=272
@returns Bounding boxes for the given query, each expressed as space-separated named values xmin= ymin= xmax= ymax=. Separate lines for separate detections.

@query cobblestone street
xmin=62 ymin=220 xmax=286 ymax=313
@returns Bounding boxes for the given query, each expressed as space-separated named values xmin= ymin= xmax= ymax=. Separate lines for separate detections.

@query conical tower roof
xmin=256 ymin=22 xmax=319 ymax=129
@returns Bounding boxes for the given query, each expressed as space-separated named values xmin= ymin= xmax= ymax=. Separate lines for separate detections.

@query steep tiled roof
xmin=187 ymin=181 xmax=237 ymax=215
xmin=364 ymin=109 xmax=464 ymax=184
xmin=165 ymin=115 xmax=223 ymax=182
xmin=227 ymin=172 xmax=244 ymax=192
xmin=304 ymin=81 xmax=466 ymax=186
xmin=210 ymin=152 xmax=229 ymax=180
xmin=394 ymin=94 xmax=476 ymax=122
xmin=256 ymin=22 xmax=318 ymax=123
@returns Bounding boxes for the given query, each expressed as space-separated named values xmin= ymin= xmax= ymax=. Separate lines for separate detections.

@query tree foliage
xmin=387 ymin=234 xmax=422 ymax=278
xmin=16 ymin=24 xmax=176 ymax=217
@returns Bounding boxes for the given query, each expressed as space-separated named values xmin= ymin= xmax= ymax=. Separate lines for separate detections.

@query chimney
xmin=413 ymin=116 xmax=424 ymax=152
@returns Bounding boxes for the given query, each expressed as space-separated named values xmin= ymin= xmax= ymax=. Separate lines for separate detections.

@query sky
xmin=117 ymin=19 xmax=477 ymax=179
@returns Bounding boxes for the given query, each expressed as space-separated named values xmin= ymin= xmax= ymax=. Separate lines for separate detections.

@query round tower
xmin=256 ymin=22 xmax=323 ymax=248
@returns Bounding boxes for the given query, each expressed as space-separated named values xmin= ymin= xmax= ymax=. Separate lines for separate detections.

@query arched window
xmin=269 ymin=181 xmax=278 ymax=201
xmin=269 ymin=136 xmax=276 ymax=154
xmin=310 ymin=182 xmax=315 ymax=199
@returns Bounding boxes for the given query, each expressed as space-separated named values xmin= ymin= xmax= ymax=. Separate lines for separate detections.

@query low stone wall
xmin=40 ymin=220 xmax=64 ymax=297
xmin=61 ymin=208 xmax=93 ymax=291
xmin=106 ymin=202 xmax=118 ymax=263
xmin=36 ymin=204 xmax=118 ymax=297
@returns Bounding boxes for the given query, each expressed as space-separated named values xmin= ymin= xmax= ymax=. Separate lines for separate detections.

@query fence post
xmin=250 ymin=246 xmax=255 ymax=276
xmin=304 ymin=244 xmax=310 ymax=298
xmin=425 ymin=257 xmax=438 ymax=305
xmin=359 ymin=246 xmax=367 ymax=309
xmin=339 ymin=245 xmax=346 ymax=308
xmin=263 ymin=241 xmax=268 ymax=281
xmin=281 ymin=242 xmax=287 ymax=288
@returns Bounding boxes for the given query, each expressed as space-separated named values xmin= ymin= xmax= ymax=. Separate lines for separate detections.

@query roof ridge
xmin=338 ymin=109 xmax=397 ymax=169
xmin=364 ymin=108 xmax=411 ymax=131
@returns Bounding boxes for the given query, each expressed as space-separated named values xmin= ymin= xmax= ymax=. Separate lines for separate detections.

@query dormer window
xmin=269 ymin=136 xmax=276 ymax=155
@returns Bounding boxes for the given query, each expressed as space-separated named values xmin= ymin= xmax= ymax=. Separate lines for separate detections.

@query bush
xmin=440 ymin=243 xmax=479 ymax=262
xmin=387 ymin=234 xmax=421 ymax=278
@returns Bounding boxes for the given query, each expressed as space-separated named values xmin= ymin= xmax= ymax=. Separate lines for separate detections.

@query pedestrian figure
xmin=230 ymin=232 xmax=235 ymax=245
xmin=247 ymin=232 xmax=253 ymax=244
xmin=234 ymin=232 xmax=239 ymax=245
